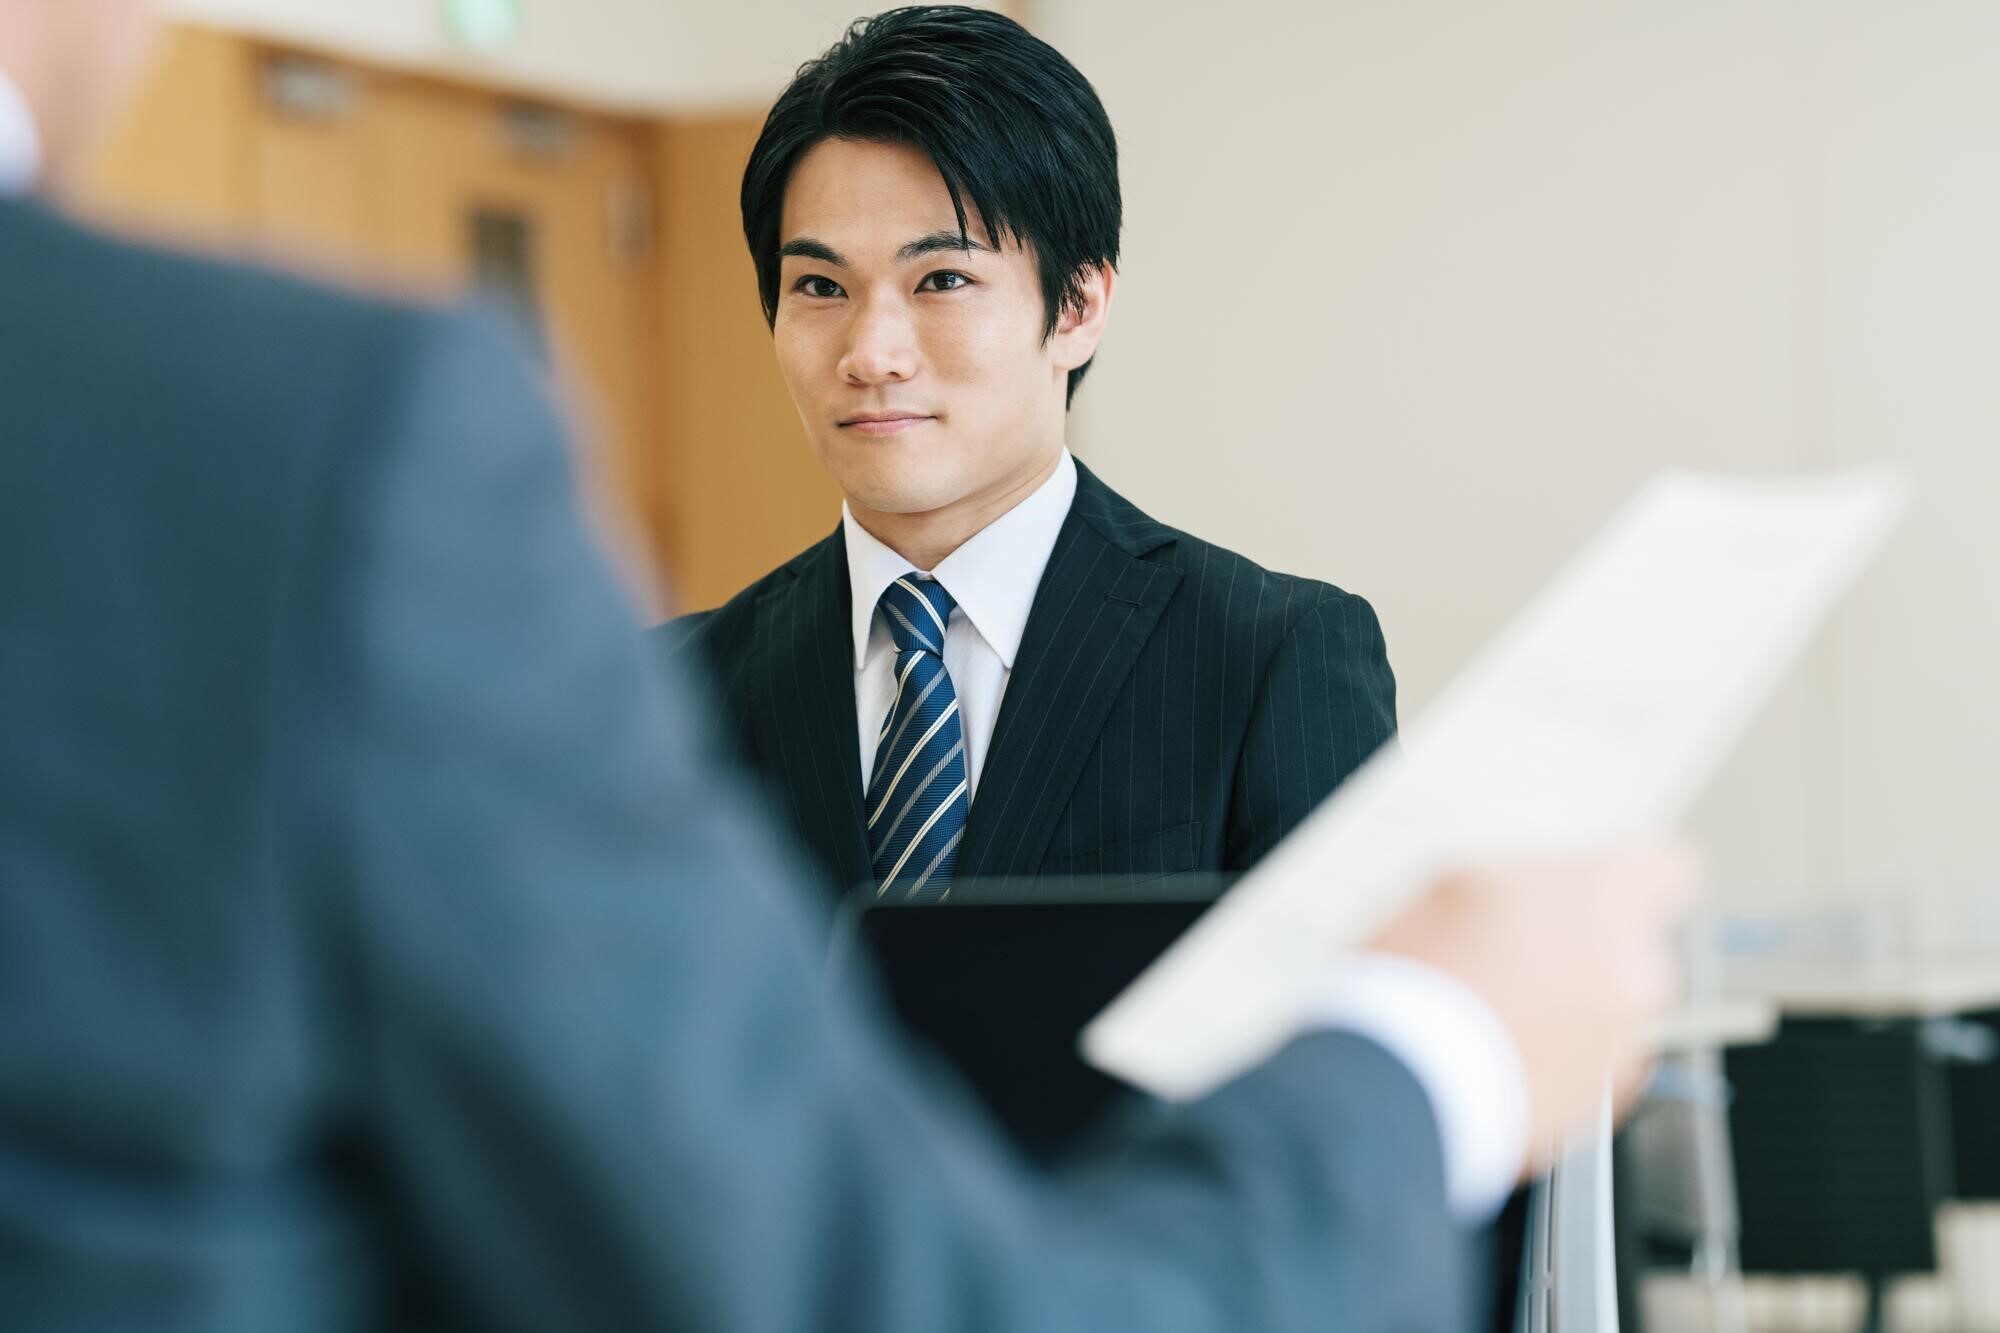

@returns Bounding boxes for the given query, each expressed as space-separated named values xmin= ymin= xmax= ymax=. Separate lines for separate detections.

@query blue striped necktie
xmin=866 ymin=576 xmax=968 ymax=902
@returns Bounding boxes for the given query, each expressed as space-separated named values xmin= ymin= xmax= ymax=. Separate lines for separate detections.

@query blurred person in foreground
xmin=0 ymin=2 xmax=1695 ymax=1329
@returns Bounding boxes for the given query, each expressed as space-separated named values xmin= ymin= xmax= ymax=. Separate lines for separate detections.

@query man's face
xmin=772 ymin=137 xmax=1093 ymax=524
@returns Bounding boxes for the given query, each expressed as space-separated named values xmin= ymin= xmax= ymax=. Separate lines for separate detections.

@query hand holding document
xmin=1084 ymin=469 xmax=1909 ymax=1101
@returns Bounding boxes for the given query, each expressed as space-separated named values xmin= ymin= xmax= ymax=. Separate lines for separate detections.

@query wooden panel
xmin=653 ymin=114 xmax=842 ymax=613
xmin=71 ymin=29 xmax=850 ymax=619
xmin=366 ymin=80 xmax=501 ymax=279
xmin=540 ymin=121 xmax=662 ymax=609
xmin=363 ymin=79 xmax=664 ymax=610
xmin=74 ymin=25 xmax=255 ymax=239
xmin=249 ymin=56 xmax=376 ymax=267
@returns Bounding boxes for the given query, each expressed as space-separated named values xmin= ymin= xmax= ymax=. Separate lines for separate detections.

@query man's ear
xmin=1049 ymin=262 xmax=1116 ymax=374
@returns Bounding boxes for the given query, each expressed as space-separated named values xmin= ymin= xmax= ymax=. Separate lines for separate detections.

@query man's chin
xmin=845 ymin=486 xmax=969 ymax=519
xmin=824 ymin=460 xmax=970 ymax=519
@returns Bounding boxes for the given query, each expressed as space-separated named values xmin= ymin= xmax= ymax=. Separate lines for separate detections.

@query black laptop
xmin=839 ymin=873 xmax=1228 ymax=1159
xmin=841 ymin=872 xmax=1583 ymax=1331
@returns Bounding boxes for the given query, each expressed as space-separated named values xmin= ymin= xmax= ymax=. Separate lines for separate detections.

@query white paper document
xmin=1082 ymin=469 xmax=1909 ymax=1100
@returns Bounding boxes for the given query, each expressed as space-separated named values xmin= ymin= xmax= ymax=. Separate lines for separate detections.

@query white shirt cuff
xmin=1309 ymin=953 xmax=1529 ymax=1222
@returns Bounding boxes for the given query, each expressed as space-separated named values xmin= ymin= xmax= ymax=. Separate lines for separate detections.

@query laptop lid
xmin=835 ymin=874 xmax=1230 ymax=1159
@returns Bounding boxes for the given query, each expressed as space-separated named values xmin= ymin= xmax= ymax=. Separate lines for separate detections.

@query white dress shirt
xmin=0 ymin=69 xmax=42 ymax=196
xmin=845 ymin=449 xmax=1077 ymax=798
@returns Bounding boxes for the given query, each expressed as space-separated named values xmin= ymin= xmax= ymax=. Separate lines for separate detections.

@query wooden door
xmin=204 ymin=54 xmax=665 ymax=610
xmin=76 ymin=26 xmax=254 ymax=238
xmin=652 ymin=115 xmax=844 ymax=612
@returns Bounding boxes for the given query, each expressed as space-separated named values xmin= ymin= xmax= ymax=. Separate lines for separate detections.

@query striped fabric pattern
xmin=865 ymin=577 xmax=966 ymax=902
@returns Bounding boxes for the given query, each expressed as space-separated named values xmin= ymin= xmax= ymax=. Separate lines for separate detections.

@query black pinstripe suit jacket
xmin=652 ymin=462 xmax=1397 ymax=901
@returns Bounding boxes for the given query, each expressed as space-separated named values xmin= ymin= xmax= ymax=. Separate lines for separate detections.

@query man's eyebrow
xmin=897 ymin=231 xmax=997 ymax=263
xmin=777 ymin=238 xmax=847 ymax=266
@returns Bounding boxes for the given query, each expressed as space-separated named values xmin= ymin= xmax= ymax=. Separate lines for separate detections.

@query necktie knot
xmin=879 ymin=575 xmax=955 ymax=656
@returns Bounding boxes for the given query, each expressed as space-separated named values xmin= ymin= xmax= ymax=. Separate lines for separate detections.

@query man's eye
xmin=919 ymin=271 xmax=972 ymax=293
xmin=795 ymin=275 xmax=844 ymax=299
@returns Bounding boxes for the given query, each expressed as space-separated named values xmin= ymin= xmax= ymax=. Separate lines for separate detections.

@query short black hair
xmin=741 ymin=6 xmax=1121 ymax=407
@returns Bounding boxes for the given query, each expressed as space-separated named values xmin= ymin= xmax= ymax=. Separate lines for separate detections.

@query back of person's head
xmin=0 ymin=0 xmax=158 ymax=186
xmin=741 ymin=5 xmax=1121 ymax=407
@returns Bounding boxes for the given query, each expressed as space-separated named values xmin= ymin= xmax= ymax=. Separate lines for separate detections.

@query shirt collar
xmin=843 ymin=449 xmax=1078 ymax=673
xmin=0 ymin=69 xmax=42 ymax=197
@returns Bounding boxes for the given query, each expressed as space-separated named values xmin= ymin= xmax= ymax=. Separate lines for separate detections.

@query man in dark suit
xmin=0 ymin=2 xmax=1696 ymax=1327
xmin=657 ymin=8 xmax=1396 ymax=903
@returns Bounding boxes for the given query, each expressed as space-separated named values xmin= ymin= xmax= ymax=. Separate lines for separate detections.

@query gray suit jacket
xmin=0 ymin=198 xmax=1475 ymax=1330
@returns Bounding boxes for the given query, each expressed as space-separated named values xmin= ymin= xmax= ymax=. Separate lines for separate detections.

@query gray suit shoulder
xmin=6 ymin=201 xmax=514 ymax=453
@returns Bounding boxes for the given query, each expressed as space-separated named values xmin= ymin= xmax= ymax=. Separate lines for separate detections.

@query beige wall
xmin=1042 ymin=1 xmax=1997 ymax=913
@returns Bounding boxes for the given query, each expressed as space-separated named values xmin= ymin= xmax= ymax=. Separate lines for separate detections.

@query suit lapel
xmin=750 ymin=533 xmax=872 ymax=897
xmin=960 ymin=464 xmax=1182 ymax=877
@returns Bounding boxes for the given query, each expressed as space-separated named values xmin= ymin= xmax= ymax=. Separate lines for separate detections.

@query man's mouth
xmin=838 ymin=412 xmax=934 ymax=436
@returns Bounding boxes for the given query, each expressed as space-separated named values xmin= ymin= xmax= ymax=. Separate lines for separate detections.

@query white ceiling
xmin=163 ymin=0 xmax=1003 ymax=113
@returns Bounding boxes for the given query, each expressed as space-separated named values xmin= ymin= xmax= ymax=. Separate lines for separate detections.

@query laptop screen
xmin=850 ymin=885 xmax=1219 ymax=1159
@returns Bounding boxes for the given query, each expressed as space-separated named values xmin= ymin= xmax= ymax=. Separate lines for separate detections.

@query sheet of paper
xmin=1082 ymin=469 xmax=1909 ymax=1100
